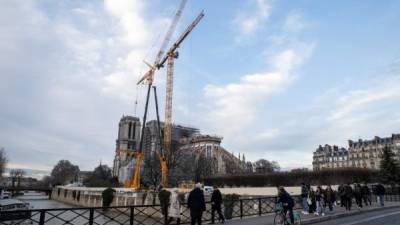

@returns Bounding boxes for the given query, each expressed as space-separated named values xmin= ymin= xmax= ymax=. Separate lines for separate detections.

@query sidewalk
xmin=224 ymin=202 xmax=400 ymax=225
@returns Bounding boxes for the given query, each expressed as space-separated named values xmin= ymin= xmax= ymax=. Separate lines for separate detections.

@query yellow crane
xmin=128 ymin=1 xmax=204 ymax=190
xmin=156 ymin=11 xmax=204 ymax=187
xmin=126 ymin=0 xmax=188 ymax=190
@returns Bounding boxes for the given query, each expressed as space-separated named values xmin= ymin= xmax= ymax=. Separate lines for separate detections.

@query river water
xmin=16 ymin=192 xmax=72 ymax=209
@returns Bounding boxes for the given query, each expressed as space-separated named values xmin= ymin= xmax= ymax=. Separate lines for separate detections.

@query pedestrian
xmin=308 ymin=186 xmax=316 ymax=214
xmin=343 ymin=183 xmax=353 ymax=211
xmin=375 ymin=183 xmax=386 ymax=207
xmin=300 ymin=183 xmax=309 ymax=215
xmin=168 ymin=188 xmax=182 ymax=225
xmin=324 ymin=185 xmax=335 ymax=212
xmin=361 ymin=183 xmax=371 ymax=206
xmin=277 ymin=186 xmax=294 ymax=224
xmin=315 ymin=186 xmax=325 ymax=216
xmin=187 ymin=183 xmax=206 ymax=225
xmin=338 ymin=184 xmax=345 ymax=207
xmin=158 ymin=185 xmax=171 ymax=225
xmin=354 ymin=183 xmax=363 ymax=208
xmin=211 ymin=186 xmax=225 ymax=224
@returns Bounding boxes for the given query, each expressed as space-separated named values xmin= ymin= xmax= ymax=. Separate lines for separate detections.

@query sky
xmin=1 ymin=0 xmax=400 ymax=172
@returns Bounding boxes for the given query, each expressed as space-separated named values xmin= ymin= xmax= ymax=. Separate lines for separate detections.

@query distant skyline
xmin=1 ymin=0 xmax=400 ymax=172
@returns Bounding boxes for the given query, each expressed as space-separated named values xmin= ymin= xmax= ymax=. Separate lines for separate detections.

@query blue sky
xmin=1 ymin=0 xmax=400 ymax=172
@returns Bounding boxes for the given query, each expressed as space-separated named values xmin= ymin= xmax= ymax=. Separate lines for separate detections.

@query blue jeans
xmin=302 ymin=197 xmax=309 ymax=212
xmin=316 ymin=200 xmax=324 ymax=215
xmin=378 ymin=195 xmax=384 ymax=206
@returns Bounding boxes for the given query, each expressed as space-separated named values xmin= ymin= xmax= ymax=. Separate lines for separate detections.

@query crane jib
xmin=158 ymin=10 xmax=205 ymax=68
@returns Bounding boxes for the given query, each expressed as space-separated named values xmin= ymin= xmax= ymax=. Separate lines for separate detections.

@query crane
xmin=157 ymin=12 xmax=204 ymax=177
xmin=124 ymin=0 xmax=187 ymax=190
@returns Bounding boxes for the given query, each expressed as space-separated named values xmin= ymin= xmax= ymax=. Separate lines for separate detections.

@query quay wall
xmin=52 ymin=187 xmax=155 ymax=207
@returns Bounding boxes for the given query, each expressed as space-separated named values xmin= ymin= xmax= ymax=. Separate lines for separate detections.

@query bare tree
xmin=51 ymin=160 xmax=80 ymax=185
xmin=0 ymin=148 xmax=7 ymax=178
xmin=9 ymin=169 xmax=26 ymax=187
xmin=254 ymin=159 xmax=280 ymax=173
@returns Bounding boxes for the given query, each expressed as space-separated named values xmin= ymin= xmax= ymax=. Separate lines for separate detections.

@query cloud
xmin=283 ymin=10 xmax=308 ymax=33
xmin=202 ymin=44 xmax=314 ymax=142
xmin=254 ymin=129 xmax=280 ymax=141
xmin=0 ymin=0 xmax=166 ymax=170
xmin=233 ymin=0 xmax=271 ymax=41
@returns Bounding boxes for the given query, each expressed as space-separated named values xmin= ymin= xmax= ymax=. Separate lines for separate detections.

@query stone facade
xmin=112 ymin=115 xmax=141 ymax=183
xmin=313 ymin=133 xmax=400 ymax=171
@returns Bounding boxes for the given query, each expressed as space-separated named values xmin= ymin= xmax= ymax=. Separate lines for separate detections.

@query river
xmin=16 ymin=192 xmax=72 ymax=209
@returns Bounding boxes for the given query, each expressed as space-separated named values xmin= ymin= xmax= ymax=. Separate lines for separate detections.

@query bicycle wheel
xmin=274 ymin=213 xmax=285 ymax=225
xmin=293 ymin=212 xmax=301 ymax=225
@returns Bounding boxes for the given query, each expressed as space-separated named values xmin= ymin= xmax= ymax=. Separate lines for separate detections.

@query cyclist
xmin=277 ymin=186 xmax=294 ymax=225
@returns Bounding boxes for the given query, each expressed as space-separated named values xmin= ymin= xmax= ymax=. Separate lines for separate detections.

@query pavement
xmin=224 ymin=202 xmax=400 ymax=225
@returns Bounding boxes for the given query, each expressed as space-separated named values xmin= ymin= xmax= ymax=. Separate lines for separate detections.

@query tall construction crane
xmin=132 ymin=10 xmax=204 ymax=189
xmin=125 ymin=0 xmax=187 ymax=190
xmin=157 ymin=11 xmax=204 ymax=184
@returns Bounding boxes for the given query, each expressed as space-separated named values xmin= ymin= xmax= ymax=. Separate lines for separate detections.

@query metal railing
xmin=1 ymin=195 xmax=399 ymax=225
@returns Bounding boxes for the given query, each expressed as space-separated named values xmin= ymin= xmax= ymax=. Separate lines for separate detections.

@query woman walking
xmin=315 ymin=186 xmax=325 ymax=216
xmin=168 ymin=188 xmax=182 ymax=225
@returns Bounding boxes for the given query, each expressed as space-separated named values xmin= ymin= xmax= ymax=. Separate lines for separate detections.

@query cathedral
xmin=112 ymin=115 xmax=247 ymax=184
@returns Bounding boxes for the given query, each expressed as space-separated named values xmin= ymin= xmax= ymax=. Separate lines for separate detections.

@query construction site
xmin=109 ymin=0 xmax=246 ymax=191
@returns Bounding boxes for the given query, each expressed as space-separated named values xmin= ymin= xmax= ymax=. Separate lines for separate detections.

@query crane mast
xmin=162 ymin=11 xmax=204 ymax=165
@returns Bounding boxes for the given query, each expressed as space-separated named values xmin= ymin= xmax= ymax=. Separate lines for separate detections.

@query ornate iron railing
xmin=1 ymin=195 xmax=399 ymax=225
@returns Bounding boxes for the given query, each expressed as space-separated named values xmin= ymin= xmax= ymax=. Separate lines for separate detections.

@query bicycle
xmin=273 ymin=203 xmax=301 ymax=225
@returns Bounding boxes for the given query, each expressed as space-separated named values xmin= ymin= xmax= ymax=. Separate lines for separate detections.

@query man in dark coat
xmin=158 ymin=185 xmax=171 ymax=225
xmin=188 ymin=183 xmax=206 ymax=225
xmin=343 ymin=183 xmax=353 ymax=211
xmin=277 ymin=186 xmax=294 ymax=224
xmin=211 ymin=186 xmax=225 ymax=224
xmin=375 ymin=183 xmax=386 ymax=206
xmin=361 ymin=183 xmax=371 ymax=206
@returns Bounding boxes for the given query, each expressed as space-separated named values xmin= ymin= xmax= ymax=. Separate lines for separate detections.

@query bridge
xmin=1 ymin=186 xmax=52 ymax=199
xmin=1 ymin=194 xmax=400 ymax=225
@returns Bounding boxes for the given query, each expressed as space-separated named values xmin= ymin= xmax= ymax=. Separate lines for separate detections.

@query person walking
xmin=375 ymin=183 xmax=386 ymax=207
xmin=158 ymin=185 xmax=171 ymax=225
xmin=187 ymin=183 xmax=206 ymax=225
xmin=361 ymin=183 xmax=371 ymax=206
xmin=343 ymin=183 xmax=353 ymax=211
xmin=168 ymin=188 xmax=182 ymax=225
xmin=277 ymin=186 xmax=294 ymax=224
xmin=324 ymin=185 xmax=335 ymax=212
xmin=354 ymin=183 xmax=363 ymax=208
xmin=308 ymin=186 xmax=316 ymax=214
xmin=338 ymin=184 xmax=345 ymax=207
xmin=315 ymin=186 xmax=325 ymax=216
xmin=211 ymin=186 xmax=225 ymax=224
xmin=300 ymin=183 xmax=309 ymax=215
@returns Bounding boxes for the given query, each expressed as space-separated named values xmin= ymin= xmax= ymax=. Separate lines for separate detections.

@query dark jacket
xmin=188 ymin=188 xmax=206 ymax=213
xmin=344 ymin=185 xmax=353 ymax=198
xmin=361 ymin=185 xmax=371 ymax=196
xmin=325 ymin=188 xmax=335 ymax=203
xmin=158 ymin=189 xmax=171 ymax=209
xmin=278 ymin=190 xmax=294 ymax=208
xmin=375 ymin=184 xmax=386 ymax=195
xmin=211 ymin=189 xmax=223 ymax=206
xmin=301 ymin=185 xmax=309 ymax=198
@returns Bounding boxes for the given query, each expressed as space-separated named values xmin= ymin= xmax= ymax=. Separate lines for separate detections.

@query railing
xmin=1 ymin=195 xmax=399 ymax=225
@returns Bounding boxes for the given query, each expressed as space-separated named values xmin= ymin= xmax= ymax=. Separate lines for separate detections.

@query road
xmin=312 ymin=207 xmax=400 ymax=225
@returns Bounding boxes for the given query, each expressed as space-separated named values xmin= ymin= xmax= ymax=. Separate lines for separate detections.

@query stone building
xmin=112 ymin=115 xmax=246 ymax=185
xmin=347 ymin=134 xmax=400 ymax=169
xmin=178 ymin=134 xmax=244 ymax=175
xmin=313 ymin=133 xmax=400 ymax=171
xmin=112 ymin=115 xmax=141 ymax=183
xmin=312 ymin=145 xmax=348 ymax=170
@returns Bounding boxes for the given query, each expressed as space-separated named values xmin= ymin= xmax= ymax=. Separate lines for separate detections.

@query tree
xmin=51 ymin=160 xmax=80 ymax=185
xmin=0 ymin=148 xmax=7 ymax=178
xmin=379 ymin=145 xmax=400 ymax=184
xmin=9 ymin=169 xmax=26 ymax=187
xmin=254 ymin=159 xmax=280 ymax=173
xmin=84 ymin=164 xmax=119 ymax=187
